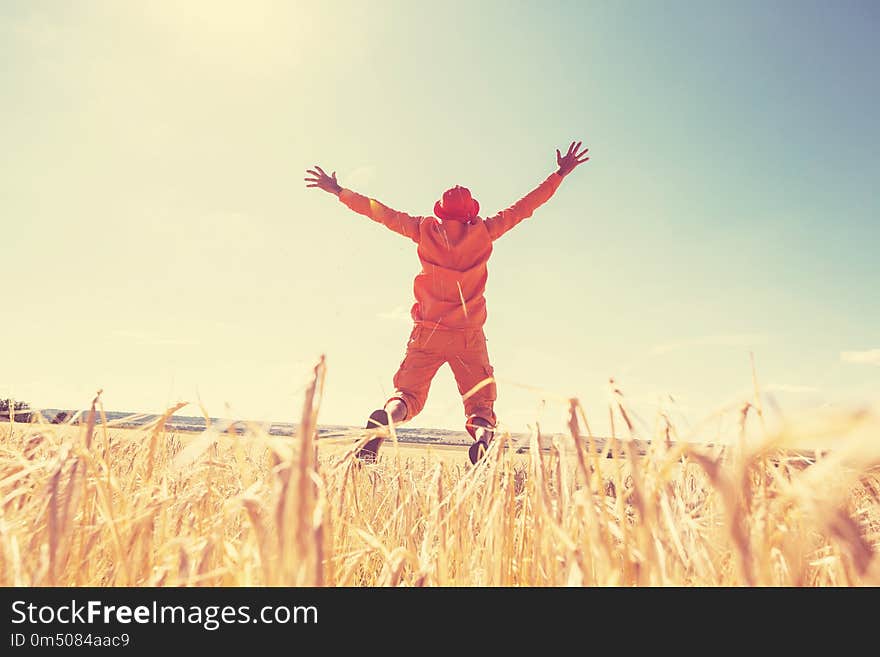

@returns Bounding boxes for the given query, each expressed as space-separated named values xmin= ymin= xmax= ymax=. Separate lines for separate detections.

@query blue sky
xmin=1 ymin=1 xmax=877 ymax=435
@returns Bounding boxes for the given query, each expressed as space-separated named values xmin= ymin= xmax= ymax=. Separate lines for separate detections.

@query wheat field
xmin=1 ymin=357 xmax=878 ymax=586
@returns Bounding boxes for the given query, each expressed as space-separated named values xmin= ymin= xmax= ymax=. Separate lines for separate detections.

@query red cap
xmin=434 ymin=186 xmax=480 ymax=223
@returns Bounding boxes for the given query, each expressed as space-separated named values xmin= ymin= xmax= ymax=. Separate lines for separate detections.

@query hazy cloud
xmin=111 ymin=330 xmax=199 ymax=346
xmin=344 ymin=166 xmax=377 ymax=189
xmin=764 ymin=383 xmax=819 ymax=394
xmin=841 ymin=349 xmax=880 ymax=366
xmin=651 ymin=334 xmax=768 ymax=355
xmin=378 ymin=305 xmax=412 ymax=324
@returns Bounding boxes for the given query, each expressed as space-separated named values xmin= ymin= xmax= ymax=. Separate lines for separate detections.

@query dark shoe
xmin=468 ymin=439 xmax=489 ymax=464
xmin=357 ymin=409 xmax=389 ymax=463
xmin=468 ymin=420 xmax=495 ymax=465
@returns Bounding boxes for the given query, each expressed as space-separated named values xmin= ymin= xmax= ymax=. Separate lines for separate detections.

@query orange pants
xmin=386 ymin=325 xmax=497 ymax=437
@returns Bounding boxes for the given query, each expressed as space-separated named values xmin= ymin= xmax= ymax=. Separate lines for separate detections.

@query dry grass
xmin=1 ymin=357 xmax=879 ymax=586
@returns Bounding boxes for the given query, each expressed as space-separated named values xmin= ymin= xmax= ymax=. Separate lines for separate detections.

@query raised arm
xmin=305 ymin=165 xmax=421 ymax=243
xmin=484 ymin=141 xmax=589 ymax=241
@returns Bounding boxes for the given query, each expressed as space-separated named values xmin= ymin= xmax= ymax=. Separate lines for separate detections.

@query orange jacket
xmin=338 ymin=172 xmax=563 ymax=330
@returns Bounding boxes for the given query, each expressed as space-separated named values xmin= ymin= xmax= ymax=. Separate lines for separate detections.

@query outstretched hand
xmin=304 ymin=165 xmax=342 ymax=195
xmin=555 ymin=141 xmax=590 ymax=177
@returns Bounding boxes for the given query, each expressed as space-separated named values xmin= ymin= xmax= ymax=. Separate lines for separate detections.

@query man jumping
xmin=305 ymin=141 xmax=589 ymax=463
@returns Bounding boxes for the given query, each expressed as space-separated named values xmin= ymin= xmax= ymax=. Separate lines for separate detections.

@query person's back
xmin=305 ymin=141 xmax=589 ymax=463
xmin=413 ymin=216 xmax=493 ymax=330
